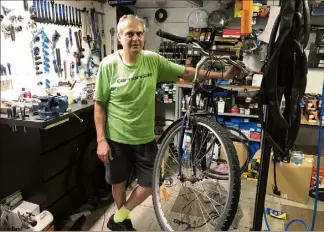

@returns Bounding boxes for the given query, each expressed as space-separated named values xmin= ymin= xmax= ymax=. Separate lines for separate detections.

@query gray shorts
xmin=104 ymin=139 xmax=158 ymax=187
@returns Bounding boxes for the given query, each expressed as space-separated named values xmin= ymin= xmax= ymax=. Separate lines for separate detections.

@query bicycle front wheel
xmin=152 ymin=116 xmax=241 ymax=231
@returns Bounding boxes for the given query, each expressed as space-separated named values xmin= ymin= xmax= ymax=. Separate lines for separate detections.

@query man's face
xmin=118 ymin=19 xmax=144 ymax=55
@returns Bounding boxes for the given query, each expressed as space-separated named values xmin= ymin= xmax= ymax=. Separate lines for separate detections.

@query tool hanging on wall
xmin=63 ymin=60 xmax=67 ymax=80
xmin=74 ymin=30 xmax=85 ymax=66
xmin=47 ymin=1 xmax=51 ymax=23
xmin=65 ymin=37 xmax=70 ymax=53
xmin=51 ymin=30 xmax=60 ymax=51
xmin=101 ymin=11 xmax=105 ymax=37
xmin=110 ymin=27 xmax=115 ymax=54
xmin=70 ymin=61 xmax=75 ymax=79
xmin=56 ymin=48 xmax=62 ymax=77
xmin=31 ymin=0 xmax=80 ymax=27
xmin=69 ymin=28 xmax=73 ymax=47
xmin=69 ymin=6 xmax=73 ymax=26
xmin=90 ymin=8 xmax=98 ymax=47
xmin=82 ymin=8 xmax=92 ymax=48
xmin=96 ymin=13 xmax=102 ymax=61
xmin=103 ymin=44 xmax=107 ymax=57
xmin=23 ymin=0 xmax=28 ymax=11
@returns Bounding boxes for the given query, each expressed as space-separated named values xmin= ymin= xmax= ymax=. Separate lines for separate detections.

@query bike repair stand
xmin=250 ymin=0 xmax=310 ymax=229
xmin=251 ymin=107 xmax=272 ymax=230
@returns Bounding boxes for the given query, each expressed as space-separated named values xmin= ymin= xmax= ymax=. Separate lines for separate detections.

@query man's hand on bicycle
xmin=97 ymin=140 xmax=113 ymax=163
xmin=224 ymin=66 xmax=243 ymax=79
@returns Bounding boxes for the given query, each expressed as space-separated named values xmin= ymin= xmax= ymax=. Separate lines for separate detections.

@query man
xmin=94 ymin=14 xmax=241 ymax=231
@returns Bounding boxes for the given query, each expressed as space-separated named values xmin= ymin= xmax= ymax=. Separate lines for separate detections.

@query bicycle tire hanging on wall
xmin=155 ymin=8 xmax=168 ymax=23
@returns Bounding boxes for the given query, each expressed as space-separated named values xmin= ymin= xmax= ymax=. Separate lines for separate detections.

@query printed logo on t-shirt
xmin=112 ymin=72 xmax=153 ymax=87
xmin=117 ymin=72 xmax=153 ymax=83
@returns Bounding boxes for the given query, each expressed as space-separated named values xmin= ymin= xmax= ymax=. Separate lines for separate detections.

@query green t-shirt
xmin=94 ymin=50 xmax=185 ymax=145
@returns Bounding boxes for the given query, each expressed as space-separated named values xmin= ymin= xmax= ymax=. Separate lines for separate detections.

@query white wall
xmin=0 ymin=0 xmax=116 ymax=94
xmin=134 ymin=0 xmax=324 ymax=94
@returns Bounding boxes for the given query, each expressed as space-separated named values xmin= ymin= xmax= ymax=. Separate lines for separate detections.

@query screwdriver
xmin=7 ymin=63 xmax=11 ymax=75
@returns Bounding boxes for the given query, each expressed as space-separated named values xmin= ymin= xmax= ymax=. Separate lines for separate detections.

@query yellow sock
xmin=113 ymin=206 xmax=130 ymax=223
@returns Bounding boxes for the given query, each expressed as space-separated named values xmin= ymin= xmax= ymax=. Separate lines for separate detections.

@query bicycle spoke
xmin=189 ymin=187 xmax=213 ymax=231
xmin=188 ymin=185 xmax=223 ymax=215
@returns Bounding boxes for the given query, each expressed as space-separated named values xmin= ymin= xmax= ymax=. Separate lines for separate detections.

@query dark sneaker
xmin=107 ymin=214 xmax=136 ymax=231
xmin=124 ymin=218 xmax=136 ymax=231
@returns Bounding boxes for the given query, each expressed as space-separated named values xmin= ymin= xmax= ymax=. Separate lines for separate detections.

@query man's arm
xmin=93 ymin=62 xmax=112 ymax=163
xmin=94 ymin=101 xmax=106 ymax=143
xmin=180 ymin=66 xmax=241 ymax=82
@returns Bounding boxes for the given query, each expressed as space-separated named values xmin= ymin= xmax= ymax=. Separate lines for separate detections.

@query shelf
xmin=218 ymin=112 xmax=259 ymax=119
xmin=176 ymin=81 xmax=260 ymax=90
xmin=300 ymin=115 xmax=324 ymax=127
xmin=181 ymin=110 xmax=259 ymax=119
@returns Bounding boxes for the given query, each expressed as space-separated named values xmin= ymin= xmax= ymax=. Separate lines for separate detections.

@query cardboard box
xmin=220 ymin=142 xmax=248 ymax=169
xmin=266 ymin=155 xmax=313 ymax=204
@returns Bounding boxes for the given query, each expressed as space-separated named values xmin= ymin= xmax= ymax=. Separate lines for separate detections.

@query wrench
xmin=109 ymin=27 xmax=115 ymax=54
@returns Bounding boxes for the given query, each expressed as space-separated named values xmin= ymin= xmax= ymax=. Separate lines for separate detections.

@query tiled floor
xmin=87 ymin=179 xmax=324 ymax=231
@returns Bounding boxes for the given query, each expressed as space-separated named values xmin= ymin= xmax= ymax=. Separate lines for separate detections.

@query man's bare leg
xmin=124 ymin=185 xmax=151 ymax=211
xmin=112 ymin=181 xmax=127 ymax=209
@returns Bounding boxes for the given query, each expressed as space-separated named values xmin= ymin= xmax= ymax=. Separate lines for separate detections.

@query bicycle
xmin=152 ymin=29 xmax=254 ymax=231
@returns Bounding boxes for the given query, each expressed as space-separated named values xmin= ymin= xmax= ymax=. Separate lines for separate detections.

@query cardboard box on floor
xmin=253 ymin=150 xmax=313 ymax=204
xmin=220 ymin=141 xmax=248 ymax=169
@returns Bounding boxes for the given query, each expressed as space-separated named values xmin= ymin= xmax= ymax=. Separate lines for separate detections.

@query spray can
xmin=29 ymin=211 xmax=54 ymax=231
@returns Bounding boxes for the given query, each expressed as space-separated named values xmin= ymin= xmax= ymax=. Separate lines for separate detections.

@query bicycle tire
xmin=226 ymin=127 xmax=250 ymax=174
xmin=152 ymin=116 xmax=241 ymax=231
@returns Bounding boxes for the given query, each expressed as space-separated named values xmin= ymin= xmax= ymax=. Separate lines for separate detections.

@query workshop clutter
xmin=0 ymin=191 xmax=54 ymax=231
xmin=222 ymin=118 xmax=262 ymax=142
xmin=234 ymin=0 xmax=270 ymax=19
xmin=155 ymin=83 xmax=176 ymax=103
xmin=300 ymin=93 xmax=323 ymax=124
xmin=311 ymin=156 xmax=324 ymax=188
xmin=158 ymin=41 xmax=187 ymax=65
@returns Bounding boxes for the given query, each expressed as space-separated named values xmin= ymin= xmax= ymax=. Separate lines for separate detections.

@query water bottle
xmin=183 ymin=147 xmax=191 ymax=168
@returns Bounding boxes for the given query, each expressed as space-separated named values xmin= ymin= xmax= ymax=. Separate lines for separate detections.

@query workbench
xmin=0 ymin=101 xmax=109 ymax=229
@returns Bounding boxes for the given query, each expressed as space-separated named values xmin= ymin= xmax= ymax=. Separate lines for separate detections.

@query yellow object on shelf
xmin=241 ymin=0 xmax=253 ymax=35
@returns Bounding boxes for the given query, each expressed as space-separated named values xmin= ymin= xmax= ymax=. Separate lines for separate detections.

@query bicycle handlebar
xmin=156 ymin=29 xmax=210 ymax=53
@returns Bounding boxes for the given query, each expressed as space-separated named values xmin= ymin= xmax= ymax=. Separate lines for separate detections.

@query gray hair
xmin=117 ymin=14 xmax=145 ymax=34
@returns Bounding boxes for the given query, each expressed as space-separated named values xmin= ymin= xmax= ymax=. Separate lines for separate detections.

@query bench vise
xmin=32 ymin=96 xmax=68 ymax=119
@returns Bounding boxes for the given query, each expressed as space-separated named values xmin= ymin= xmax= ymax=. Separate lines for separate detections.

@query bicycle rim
xmin=152 ymin=116 xmax=241 ymax=231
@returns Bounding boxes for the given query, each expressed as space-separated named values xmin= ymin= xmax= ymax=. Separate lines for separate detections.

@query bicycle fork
xmin=177 ymin=114 xmax=187 ymax=180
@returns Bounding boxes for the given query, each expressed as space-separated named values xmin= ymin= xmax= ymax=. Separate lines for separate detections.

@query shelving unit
xmin=175 ymin=81 xmax=262 ymax=145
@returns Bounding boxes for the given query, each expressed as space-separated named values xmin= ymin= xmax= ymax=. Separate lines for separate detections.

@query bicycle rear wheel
xmin=152 ymin=116 xmax=241 ymax=231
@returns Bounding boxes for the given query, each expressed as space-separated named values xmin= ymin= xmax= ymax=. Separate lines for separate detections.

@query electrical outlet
xmin=1 ymin=79 xmax=13 ymax=91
